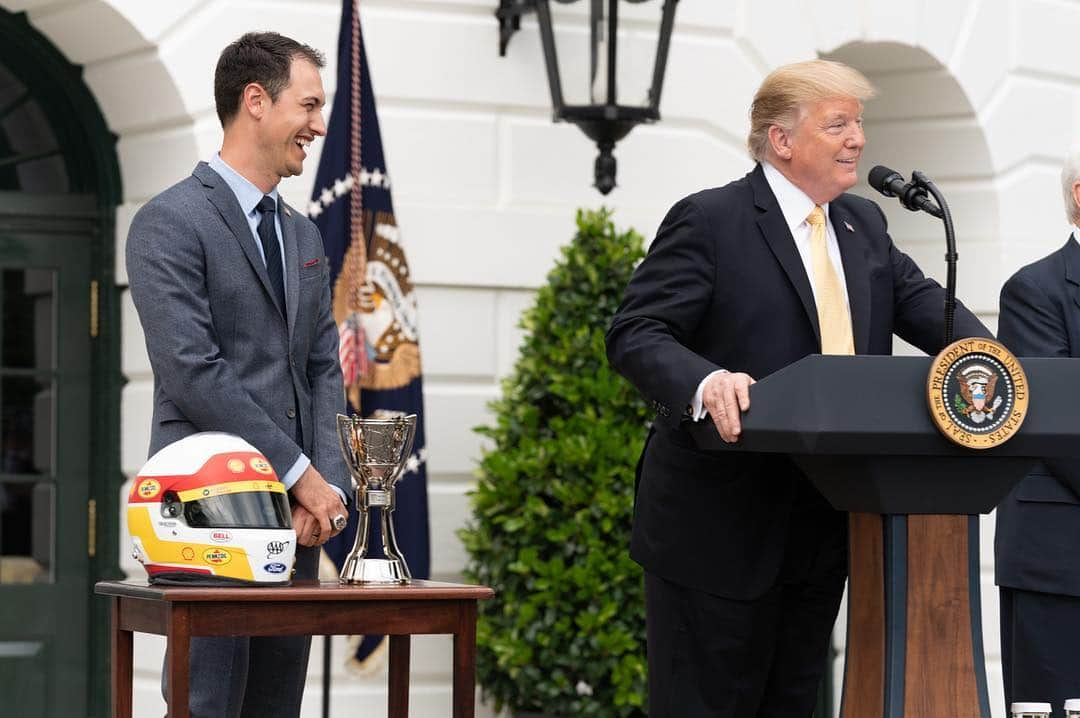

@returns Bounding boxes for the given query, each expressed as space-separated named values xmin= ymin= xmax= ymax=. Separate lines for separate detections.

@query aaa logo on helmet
xmin=203 ymin=548 xmax=232 ymax=566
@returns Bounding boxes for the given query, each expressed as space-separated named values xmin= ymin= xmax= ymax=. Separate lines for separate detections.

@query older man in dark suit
xmin=606 ymin=59 xmax=989 ymax=717
xmin=995 ymin=147 xmax=1080 ymax=718
xmin=126 ymin=33 xmax=349 ymax=717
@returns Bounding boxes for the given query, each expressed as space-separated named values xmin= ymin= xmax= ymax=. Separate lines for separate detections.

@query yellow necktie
xmin=806 ymin=206 xmax=854 ymax=355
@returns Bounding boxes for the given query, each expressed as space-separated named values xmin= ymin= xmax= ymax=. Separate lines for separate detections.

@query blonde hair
xmin=747 ymin=60 xmax=877 ymax=162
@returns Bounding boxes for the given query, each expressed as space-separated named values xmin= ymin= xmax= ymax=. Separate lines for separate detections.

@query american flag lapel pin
xmin=843 ymin=220 xmax=854 ymax=233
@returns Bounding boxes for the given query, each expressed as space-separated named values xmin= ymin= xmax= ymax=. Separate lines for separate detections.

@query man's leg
xmin=645 ymin=571 xmax=781 ymax=718
xmin=1000 ymin=586 xmax=1016 ymax=713
xmin=238 ymin=545 xmax=319 ymax=718
xmin=160 ymin=635 xmax=248 ymax=718
xmin=757 ymin=495 xmax=846 ymax=718
xmin=239 ymin=545 xmax=318 ymax=717
xmin=1000 ymin=587 xmax=1080 ymax=718
xmin=754 ymin=567 xmax=845 ymax=717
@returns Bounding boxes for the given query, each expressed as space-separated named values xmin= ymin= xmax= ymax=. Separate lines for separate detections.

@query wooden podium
xmin=690 ymin=355 xmax=1080 ymax=717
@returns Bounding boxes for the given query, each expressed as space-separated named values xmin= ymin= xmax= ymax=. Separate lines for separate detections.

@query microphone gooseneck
xmin=867 ymin=166 xmax=957 ymax=345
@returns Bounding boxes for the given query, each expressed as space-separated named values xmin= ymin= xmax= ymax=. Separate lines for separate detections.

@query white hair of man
xmin=1061 ymin=146 xmax=1080 ymax=225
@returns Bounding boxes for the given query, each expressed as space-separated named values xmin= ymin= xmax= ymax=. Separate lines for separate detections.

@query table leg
xmin=452 ymin=602 xmax=478 ymax=718
xmin=111 ymin=598 xmax=133 ymax=718
xmin=388 ymin=635 xmax=411 ymax=718
xmin=166 ymin=603 xmax=191 ymax=718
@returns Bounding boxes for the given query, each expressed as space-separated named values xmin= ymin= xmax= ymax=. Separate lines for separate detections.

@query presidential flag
xmin=311 ymin=0 xmax=432 ymax=669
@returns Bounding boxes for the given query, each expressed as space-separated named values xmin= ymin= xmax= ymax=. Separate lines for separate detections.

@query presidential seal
xmin=927 ymin=338 xmax=1028 ymax=449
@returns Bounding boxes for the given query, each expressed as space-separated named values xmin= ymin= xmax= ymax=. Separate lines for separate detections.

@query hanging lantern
xmin=497 ymin=0 xmax=679 ymax=194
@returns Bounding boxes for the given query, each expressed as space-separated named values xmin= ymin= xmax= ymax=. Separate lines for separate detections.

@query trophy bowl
xmin=336 ymin=413 xmax=417 ymax=584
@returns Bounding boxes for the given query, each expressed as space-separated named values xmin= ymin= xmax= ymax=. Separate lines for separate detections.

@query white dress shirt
xmin=689 ymin=162 xmax=853 ymax=420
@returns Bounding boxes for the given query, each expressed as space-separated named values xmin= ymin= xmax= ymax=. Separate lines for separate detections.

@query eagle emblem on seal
xmin=954 ymin=364 xmax=1003 ymax=424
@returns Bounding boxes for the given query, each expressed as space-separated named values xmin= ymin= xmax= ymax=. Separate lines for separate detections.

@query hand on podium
xmin=702 ymin=371 xmax=755 ymax=443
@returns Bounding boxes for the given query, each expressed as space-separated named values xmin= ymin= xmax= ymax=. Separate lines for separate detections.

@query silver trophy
xmin=336 ymin=413 xmax=417 ymax=584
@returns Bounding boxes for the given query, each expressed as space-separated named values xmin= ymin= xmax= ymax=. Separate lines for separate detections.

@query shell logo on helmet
xmin=127 ymin=432 xmax=297 ymax=585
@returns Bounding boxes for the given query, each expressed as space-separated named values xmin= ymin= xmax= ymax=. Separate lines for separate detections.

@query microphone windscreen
xmin=868 ymin=165 xmax=899 ymax=194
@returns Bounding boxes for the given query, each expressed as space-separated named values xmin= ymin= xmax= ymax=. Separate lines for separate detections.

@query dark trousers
xmin=644 ymin=495 xmax=846 ymax=717
xmin=1001 ymin=586 xmax=1080 ymax=718
xmin=162 ymin=545 xmax=318 ymax=718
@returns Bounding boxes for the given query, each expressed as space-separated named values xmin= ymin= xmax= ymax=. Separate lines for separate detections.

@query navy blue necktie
xmin=255 ymin=195 xmax=286 ymax=315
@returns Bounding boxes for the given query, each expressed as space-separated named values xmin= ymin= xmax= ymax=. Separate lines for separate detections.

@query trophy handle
xmin=390 ymin=414 xmax=419 ymax=484
xmin=335 ymin=414 xmax=356 ymax=471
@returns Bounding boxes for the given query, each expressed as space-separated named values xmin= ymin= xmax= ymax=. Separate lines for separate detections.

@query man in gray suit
xmin=126 ymin=32 xmax=350 ymax=716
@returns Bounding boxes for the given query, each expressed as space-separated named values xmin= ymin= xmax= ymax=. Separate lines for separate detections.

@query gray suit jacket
xmin=126 ymin=162 xmax=349 ymax=500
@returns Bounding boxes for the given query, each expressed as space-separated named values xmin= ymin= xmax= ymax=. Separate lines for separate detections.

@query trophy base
xmin=339 ymin=557 xmax=411 ymax=584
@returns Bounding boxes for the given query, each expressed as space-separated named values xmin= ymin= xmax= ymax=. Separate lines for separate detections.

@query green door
xmin=0 ymin=193 xmax=93 ymax=716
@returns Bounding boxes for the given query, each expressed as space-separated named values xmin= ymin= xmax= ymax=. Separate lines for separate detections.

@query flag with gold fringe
xmin=311 ymin=0 xmax=431 ymax=670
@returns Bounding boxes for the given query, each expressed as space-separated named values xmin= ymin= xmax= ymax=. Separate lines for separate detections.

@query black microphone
xmin=868 ymin=165 xmax=943 ymax=219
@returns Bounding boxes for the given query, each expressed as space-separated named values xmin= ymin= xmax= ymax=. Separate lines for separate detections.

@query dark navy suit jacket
xmin=995 ymin=236 xmax=1080 ymax=597
xmin=606 ymin=164 xmax=989 ymax=599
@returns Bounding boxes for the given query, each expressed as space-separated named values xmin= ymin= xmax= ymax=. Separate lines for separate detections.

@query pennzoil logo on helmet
xmin=127 ymin=432 xmax=297 ymax=585
xmin=927 ymin=338 xmax=1029 ymax=449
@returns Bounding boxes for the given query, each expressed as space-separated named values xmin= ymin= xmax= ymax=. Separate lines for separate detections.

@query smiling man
xmin=126 ymin=33 xmax=350 ymax=717
xmin=606 ymin=60 xmax=989 ymax=716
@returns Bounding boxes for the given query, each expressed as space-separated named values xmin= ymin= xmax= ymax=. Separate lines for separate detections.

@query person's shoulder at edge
xmin=667 ymin=167 xmax=759 ymax=216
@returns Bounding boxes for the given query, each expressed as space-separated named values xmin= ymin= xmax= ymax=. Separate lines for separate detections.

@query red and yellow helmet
xmin=128 ymin=433 xmax=296 ymax=585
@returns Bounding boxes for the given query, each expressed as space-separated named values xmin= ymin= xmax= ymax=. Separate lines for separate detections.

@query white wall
xmin=6 ymin=0 xmax=1080 ymax=715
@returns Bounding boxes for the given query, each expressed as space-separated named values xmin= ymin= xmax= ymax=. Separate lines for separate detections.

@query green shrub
xmin=459 ymin=209 xmax=652 ymax=716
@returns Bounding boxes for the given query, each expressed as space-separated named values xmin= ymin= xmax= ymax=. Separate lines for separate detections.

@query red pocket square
xmin=303 ymin=258 xmax=320 ymax=268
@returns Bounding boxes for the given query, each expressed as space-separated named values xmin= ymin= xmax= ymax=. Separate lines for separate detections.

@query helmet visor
xmin=178 ymin=482 xmax=292 ymax=529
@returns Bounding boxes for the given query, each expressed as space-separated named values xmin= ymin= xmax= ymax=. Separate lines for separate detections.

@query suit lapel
xmin=830 ymin=200 xmax=871 ymax=354
xmin=280 ymin=202 xmax=300 ymax=339
xmin=751 ymin=165 xmax=821 ymax=348
xmin=1061 ymin=235 xmax=1080 ymax=317
xmin=194 ymin=163 xmax=281 ymax=314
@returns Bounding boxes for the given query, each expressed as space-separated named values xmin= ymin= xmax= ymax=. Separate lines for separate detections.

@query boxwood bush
xmin=459 ymin=209 xmax=652 ymax=717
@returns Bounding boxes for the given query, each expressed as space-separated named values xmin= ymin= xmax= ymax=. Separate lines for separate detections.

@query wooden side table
xmin=95 ymin=579 xmax=494 ymax=718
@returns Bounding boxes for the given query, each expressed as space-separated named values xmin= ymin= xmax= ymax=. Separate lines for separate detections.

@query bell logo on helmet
xmin=210 ymin=530 xmax=233 ymax=543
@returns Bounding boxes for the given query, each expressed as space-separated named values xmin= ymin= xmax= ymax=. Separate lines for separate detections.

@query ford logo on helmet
xmin=264 ymin=562 xmax=288 ymax=574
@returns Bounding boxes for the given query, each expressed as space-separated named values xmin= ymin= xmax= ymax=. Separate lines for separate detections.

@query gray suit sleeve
xmin=304 ymin=228 xmax=351 ymax=501
xmin=126 ymin=200 xmax=303 ymax=473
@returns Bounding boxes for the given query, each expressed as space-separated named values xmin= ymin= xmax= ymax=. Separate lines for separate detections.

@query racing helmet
xmin=128 ymin=432 xmax=296 ymax=585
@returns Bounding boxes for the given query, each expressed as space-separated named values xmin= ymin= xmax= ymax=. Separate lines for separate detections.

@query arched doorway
xmin=0 ymin=8 xmax=121 ymax=717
